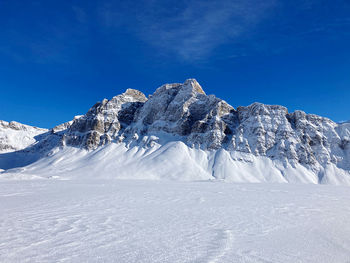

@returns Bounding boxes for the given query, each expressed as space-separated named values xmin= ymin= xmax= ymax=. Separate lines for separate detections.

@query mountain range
xmin=1 ymin=79 xmax=349 ymax=184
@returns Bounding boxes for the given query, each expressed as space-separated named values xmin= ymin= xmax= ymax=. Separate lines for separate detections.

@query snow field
xmin=0 ymin=179 xmax=350 ymax=262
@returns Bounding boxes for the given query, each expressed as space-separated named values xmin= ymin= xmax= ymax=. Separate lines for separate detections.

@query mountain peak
xmin=123 ymin=89 xmax=147 ymax=101
xmin=153 ymin=79 xmax=206 ymax=97
xmin=183 ymin=78 xmax=206 ymax=95
xmin=0 ymin=120 xmax=48 ymax=153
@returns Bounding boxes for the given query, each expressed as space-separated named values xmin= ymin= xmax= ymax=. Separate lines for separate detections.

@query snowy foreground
xmin=1 ymin=179 xmax=350 ymax=263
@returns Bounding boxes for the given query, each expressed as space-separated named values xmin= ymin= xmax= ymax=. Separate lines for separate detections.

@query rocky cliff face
xmin=61 ymin=89 xmax=147 ymax=149
xmin=232 ymin=104 xmax=350 ymax=172
xmin=61 ymin=79 xmax=237 ymax=150
xmin=1 ymin=79 xmax=349 ymax=183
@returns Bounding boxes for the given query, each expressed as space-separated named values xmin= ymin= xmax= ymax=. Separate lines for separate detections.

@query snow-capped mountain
xmin=0 ymin=120 xmax=48 ymax=153
xmin=1 ymin=79 xmax=350 ymax=184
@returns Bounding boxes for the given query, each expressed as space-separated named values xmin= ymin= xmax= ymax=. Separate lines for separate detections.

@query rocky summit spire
xmin=183 ymin=79 xmax=206 ymax=95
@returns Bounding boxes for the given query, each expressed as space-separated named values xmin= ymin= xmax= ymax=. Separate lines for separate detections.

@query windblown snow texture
xmin=1 ymin=180 xmax=350 ymax=263
xmin=1 ymin=79 xmax=350 ymax=184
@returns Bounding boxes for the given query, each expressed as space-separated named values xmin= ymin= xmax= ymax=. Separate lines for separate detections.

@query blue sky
xmin=0 ymin=0 xmax=349 ymax=128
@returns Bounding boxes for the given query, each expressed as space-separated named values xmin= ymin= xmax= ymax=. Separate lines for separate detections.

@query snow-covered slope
xmin=1 ymin=79 xmax=350 ymax=184
xmin=0 ymin=120 xmax=48 ymax=153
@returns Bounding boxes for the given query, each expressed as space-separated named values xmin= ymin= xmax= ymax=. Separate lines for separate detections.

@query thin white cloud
xmin=99 ymin=0 xmax=277 ymax=61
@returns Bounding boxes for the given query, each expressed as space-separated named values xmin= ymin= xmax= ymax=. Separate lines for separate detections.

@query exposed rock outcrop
xmin=62 ymin=89 xmax=147 ymax=149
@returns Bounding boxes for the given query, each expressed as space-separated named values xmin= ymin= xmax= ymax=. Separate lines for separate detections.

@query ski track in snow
xmin=0 ymin=180 xmax=350 ymax=262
